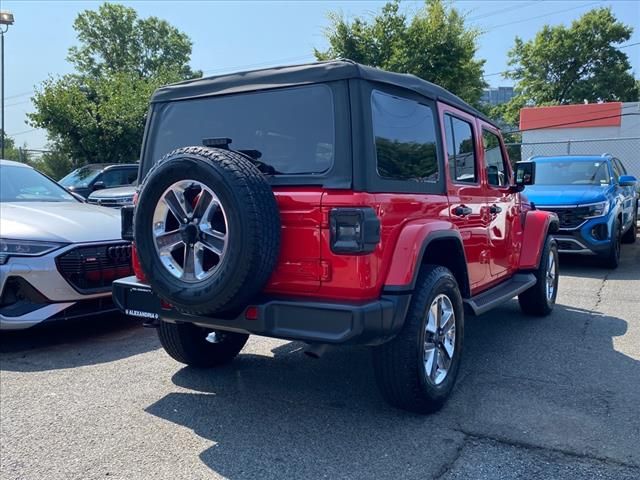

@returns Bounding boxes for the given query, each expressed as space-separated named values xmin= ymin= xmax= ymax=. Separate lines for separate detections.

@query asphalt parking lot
xmin=1 ymin=240 xmax=639 ymax=480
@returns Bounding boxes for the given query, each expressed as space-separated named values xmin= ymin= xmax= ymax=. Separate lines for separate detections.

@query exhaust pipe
xmin=304 ymin=343 xmax=329 ymax=359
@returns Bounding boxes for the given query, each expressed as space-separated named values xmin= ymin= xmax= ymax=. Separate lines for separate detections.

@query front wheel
xmin=158 ymin=321 xmax=249 ymax=368
xmin=518 ymin=236 xmax=559 ymax=316
xmin=621 ymin=207 xmax=637 ymax=244
xmin=373 ymin=265 xmax=464 ymax=414
xmin=600 ymin=218 xmax=621 ymax=269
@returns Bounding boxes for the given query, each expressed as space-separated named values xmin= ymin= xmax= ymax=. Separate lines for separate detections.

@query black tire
xmin=158 ymin=321 xmax=248 ymax=367
xmin=600 ymin=217 xmax=621 ymax=269
xmin=518 ymin=236 xmax=558 ymax=316
xmin=134 ymin=147 xmax=280 ymax=315
xmin=372 ymin=265 xmax=464 ymax=414
xmin=621 ymin=207 xmax=637 ymax=244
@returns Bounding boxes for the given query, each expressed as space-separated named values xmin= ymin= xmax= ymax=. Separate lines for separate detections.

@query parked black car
xmin=59 ymin=163 xmax=138 ymax=198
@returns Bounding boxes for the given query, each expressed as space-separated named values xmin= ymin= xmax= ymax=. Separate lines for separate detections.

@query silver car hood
xmin=89 ymin=185 xmax=137 ymax=199
xmin=0 ymin=201 xmax=122 ymax=243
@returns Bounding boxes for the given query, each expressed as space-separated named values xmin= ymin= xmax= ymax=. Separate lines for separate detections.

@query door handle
xmin=453 ymin=205 xmax=473 ymax=217
xmin=489 ymin=204 xmax=502 ymax=214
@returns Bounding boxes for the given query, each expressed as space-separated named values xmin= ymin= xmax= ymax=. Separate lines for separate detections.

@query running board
xmin=464 ymin=273 xmax=536 ymax=316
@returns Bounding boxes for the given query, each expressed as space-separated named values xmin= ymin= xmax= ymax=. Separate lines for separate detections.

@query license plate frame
xmin=124 ymin=286 xmax=161 ymax=321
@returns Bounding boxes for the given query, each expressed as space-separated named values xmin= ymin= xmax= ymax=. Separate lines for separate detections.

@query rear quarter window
xmin=371 ymin=90 xmax=439 ymax=182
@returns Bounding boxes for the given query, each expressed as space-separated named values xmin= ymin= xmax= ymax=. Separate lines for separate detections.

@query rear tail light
xmin=329 ymin=207 xmax=380 ymax=254
xmin=131 ymin=244 xmax=147 ymax=282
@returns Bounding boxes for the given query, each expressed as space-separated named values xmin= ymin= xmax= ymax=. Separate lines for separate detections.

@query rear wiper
xmin=203 ymin=137 xmax=282 ymax=175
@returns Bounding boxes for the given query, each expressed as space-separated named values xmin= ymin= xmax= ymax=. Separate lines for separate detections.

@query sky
xmin=2 ymin=0 xmax=639 ymax=151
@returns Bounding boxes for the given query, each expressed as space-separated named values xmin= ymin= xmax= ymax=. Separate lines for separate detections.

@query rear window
xmin=143 ymin=84 xmax=335 ymax=176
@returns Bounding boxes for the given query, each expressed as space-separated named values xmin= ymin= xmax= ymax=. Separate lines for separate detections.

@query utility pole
xmin=1 ymin=11 xmax=15 ymax=159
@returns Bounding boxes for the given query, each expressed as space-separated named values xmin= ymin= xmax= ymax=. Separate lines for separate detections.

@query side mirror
xmin=618 ymin=175 xmax=637 ymax=187
xmin=92 ymin=181 xmax=106 ymax=191
xmin=514 ymin=161 xmax=536 ymax=187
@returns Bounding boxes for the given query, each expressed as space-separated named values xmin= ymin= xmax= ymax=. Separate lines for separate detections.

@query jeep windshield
xmin=534 ymin=161 xmax=611 ymax=186
xmin=143 ymin=84 xmax=335 ymax=177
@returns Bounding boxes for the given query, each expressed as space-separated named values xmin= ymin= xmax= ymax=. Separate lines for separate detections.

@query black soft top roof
xmin=151 ymin=59 xmax=495 ymax=127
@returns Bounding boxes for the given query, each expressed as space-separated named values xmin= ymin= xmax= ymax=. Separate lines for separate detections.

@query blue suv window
xmin=535 ymin=161 xmax=611 ymax=186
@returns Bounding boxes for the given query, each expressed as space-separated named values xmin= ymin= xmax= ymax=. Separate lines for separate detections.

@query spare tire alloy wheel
xmin=153 ymin=180 xmax=228 ymax=282
xmin=134 ymin=147 xmax=281 ymax=315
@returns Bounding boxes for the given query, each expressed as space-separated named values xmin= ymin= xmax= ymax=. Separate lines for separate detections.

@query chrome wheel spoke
xmin=164 ymin=189 xmax=189 ymax=224
xmin=441 ymin=309 xmax=455 ymax=335
xmin=429 ymin=346 xmax=439 ymax=382
xmin=182 ymin=244 xmax=197 ymax=281
xmin=442 ymin=336 xmax=455 ymax=360
xmin=426 ymin=304 xmax=438 ymax=334
xmin=192 ymin=190 xmax=213 ymax=221
xmin=200 ymin=229 xmax=226 ymax=256
xmin=156 ymin=230 xmax=182 ymax=255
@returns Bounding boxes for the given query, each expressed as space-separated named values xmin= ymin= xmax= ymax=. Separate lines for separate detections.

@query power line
xmin=5 ymin=91 xmax=33 ymax=100
xmin=484 ymin=1 xmax=602 ymax=32
xmin=201 ymin=54 xmax=315 ymax=75
xmin=467 ymin=1 xmax=543 ymax=23
xmin=8 ymin=128 xmax=38 ymax=136
xmin=6 ymin=99 xmax=32 ymax=108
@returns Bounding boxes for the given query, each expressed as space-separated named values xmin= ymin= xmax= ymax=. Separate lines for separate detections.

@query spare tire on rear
xmin=134 ymin=146 xmax=281 ymax=315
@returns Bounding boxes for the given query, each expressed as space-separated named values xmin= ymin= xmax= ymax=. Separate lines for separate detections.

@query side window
xmin=100 ymin=169 xmax=125 ymax=187
xmin=482 ymin=129 xmax=508 ymax=187
xmin=610 ymin=160 xmax=622 ymax=182
xmin=444 ymin=114 xmax=477 ymax=183
xmin=371 ymin=90 xmax=439 ymax=182
xmin=125 ymin=168 xmax=138 ymax=184
xmin=614 ymin=158 xmax=627 ymax=176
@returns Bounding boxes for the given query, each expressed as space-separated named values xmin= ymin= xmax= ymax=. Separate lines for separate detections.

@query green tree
xmin=28 ymin=3 xmax=199 ymax=166
xmin=35 ymin=146 xmax=74 ymax=180
xmin=1 ymin=131 xmax=32 ymax=164
xmin=68 ymin=3 xmax=197 ymax=79
xmin=316 ymin=0 xmax=486 ymax=105
xmin=499 ymin=7 xmax=639 ymax=125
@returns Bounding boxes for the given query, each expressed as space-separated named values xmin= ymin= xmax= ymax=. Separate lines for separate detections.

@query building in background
xmin=481 ymin=86 xmax=515 ymax=105
xmin=519 ymin=101 xmax=640 ymax=177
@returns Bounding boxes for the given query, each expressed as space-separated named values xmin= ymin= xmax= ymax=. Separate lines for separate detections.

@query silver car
xmin=87 ymin=183 xmax=136 ymax=208
xmin=0 ymin=160 xmax=132 ymax=330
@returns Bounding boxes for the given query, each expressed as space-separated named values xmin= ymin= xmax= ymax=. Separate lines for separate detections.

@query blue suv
xmin=524 ymin=155 xmax=638 ymax=268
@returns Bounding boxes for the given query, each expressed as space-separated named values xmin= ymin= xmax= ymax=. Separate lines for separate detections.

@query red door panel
xmin=438 ymin=103 xmax=489 ymax=291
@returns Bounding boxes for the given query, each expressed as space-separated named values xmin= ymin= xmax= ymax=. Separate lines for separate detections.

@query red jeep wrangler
xmin=113 ymin=60 xmax=559 ymax=413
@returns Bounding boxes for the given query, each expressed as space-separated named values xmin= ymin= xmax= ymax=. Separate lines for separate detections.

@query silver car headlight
xmin=583 ymin=201 xmax=609 ymax=218
xmin=0 ymin=239 xmax=67 ymax=265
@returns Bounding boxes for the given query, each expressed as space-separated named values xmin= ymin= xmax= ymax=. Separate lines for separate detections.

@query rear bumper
xmin=112 ymin=276 xmax=410 ymax=345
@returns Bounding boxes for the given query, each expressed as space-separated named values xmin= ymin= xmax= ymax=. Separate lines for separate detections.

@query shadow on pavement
xmin=145 ymin=301 xmax=640 ymax=478
xmin=0 ymin=314 xmax=160 ymax=372
xmin=558 ymin=236 xmax=640 ymax=280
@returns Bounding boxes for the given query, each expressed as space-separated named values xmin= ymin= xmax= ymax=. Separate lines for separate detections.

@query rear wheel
xmin=158 ymin=321 xmax=248 ymax=367
xmin=518 ymin=236 xmax=558 ymax=316
xmin=373 ymin=265 xmax=464 ymax=414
